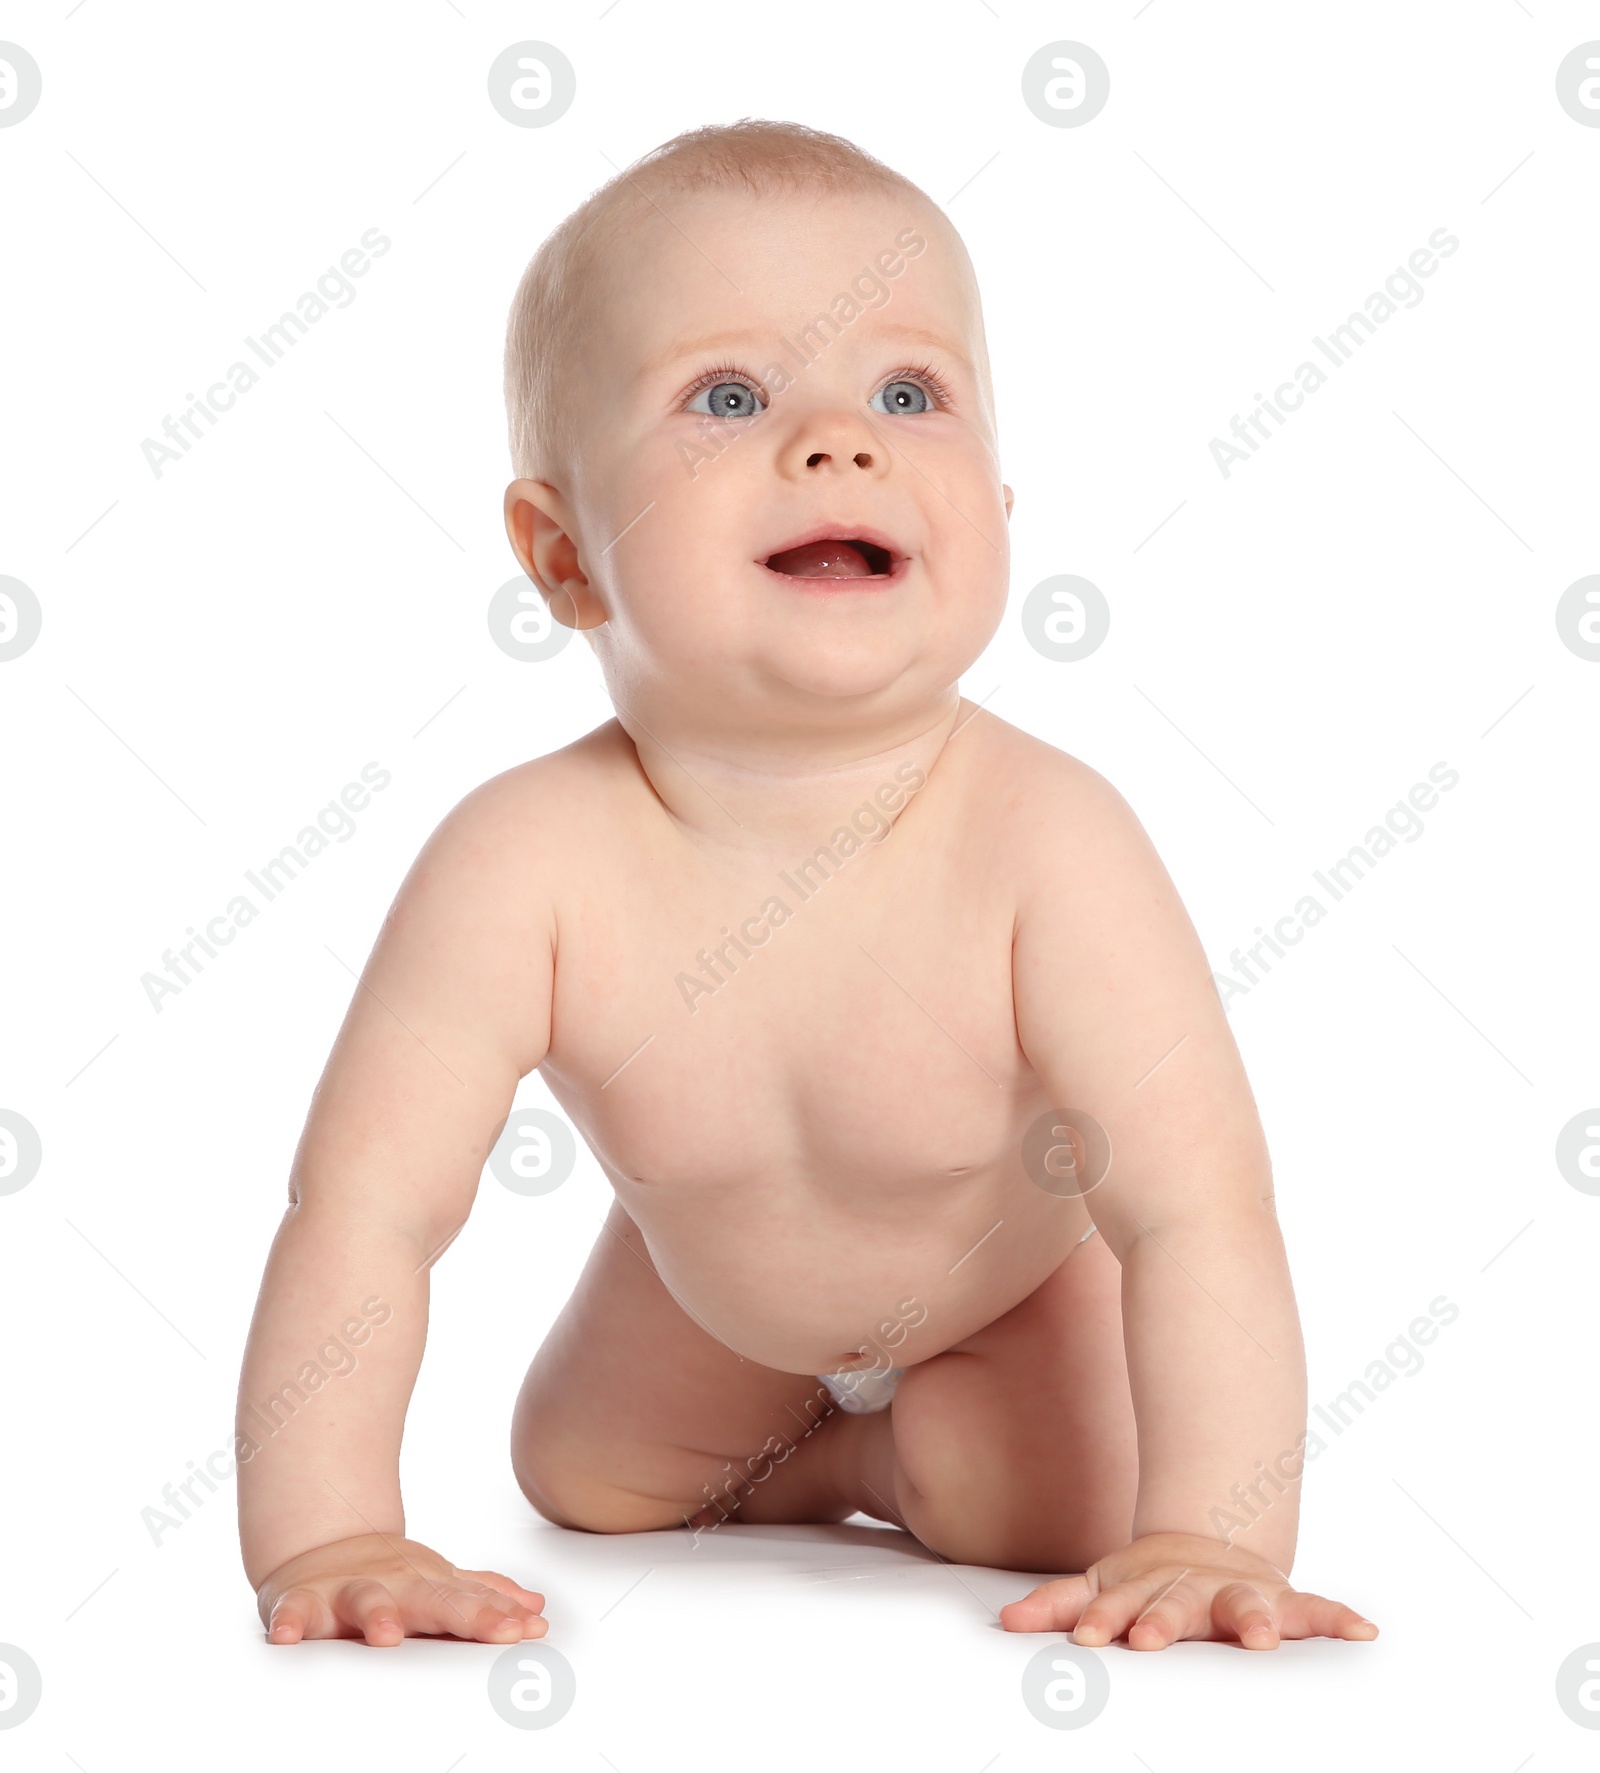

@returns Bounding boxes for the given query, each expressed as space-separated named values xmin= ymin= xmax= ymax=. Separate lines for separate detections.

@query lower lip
xmin=758 ymin=556 xmax=909 ymax=591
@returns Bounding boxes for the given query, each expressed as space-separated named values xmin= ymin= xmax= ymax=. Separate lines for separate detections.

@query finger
xmin=457 ymin=1567 xmax=547 ymax=1613
xmin=998 ymin=1575 xmax=1092 ymax=1634
xmin=1126 ymin=1580 xmax=1204 ymax=1652
xmin=407 ymin=1582 xmax=542 ymax=1642
xmin=266 ymin=1586 xmax=327 ymax=1645
xmin=1072 ymin=1578 xmax=1162 ymax=1647
xmin=335 ymin=1579 xmax=406 ymax=1647
xmin=1276 ymin=1589 xmax=1378 ymax=1642
xmin=447 ymin=1579 xmax=547 ymax=1638
xmin=465 ymin=1592 xmax=547 ymax=1639
xmin=1211 ymin=1581 xmax=1279 ymax=1650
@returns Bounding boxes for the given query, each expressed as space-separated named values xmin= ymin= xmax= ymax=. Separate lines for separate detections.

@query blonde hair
xmin=503 ymin=119 xmax=932 ymax=484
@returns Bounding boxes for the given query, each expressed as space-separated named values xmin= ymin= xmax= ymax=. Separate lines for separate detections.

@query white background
xmin=2 ymin=1 xmax=1597 ymax=1766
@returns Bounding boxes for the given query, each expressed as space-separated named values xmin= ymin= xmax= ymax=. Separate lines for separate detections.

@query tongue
xmin=765 ymin=540 xmax=875 ymax=578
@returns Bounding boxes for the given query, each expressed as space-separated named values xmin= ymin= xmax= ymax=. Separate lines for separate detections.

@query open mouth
xmin=759 ymin=530 xmax=902 ymax=581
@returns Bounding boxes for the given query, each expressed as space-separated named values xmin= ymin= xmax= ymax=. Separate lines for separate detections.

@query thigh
xmin=872 ymin=1228 xmax=1140 ymax=1573
xmin=511 ymin=1200 xmax=850 ymax=1532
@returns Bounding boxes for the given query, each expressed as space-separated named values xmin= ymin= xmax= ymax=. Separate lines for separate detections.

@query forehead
xmin=585 ymin=183 xmax=984 ymax=380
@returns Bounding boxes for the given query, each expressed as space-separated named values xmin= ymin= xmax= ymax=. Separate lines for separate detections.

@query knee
xmin=895 ymin=1443 xmax=1129 ymax=1573
xmin=887 ymin=1360 xmax=1130 ymax=1574
xmin=907 ymin=1497 xmax=1117 ymax=1575
xmin=512 ymin=1437 xmax=693 ymax=1535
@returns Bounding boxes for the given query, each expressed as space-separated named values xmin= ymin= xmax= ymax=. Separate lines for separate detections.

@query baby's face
xmin=528 ymin=184 xmax=1011 ymax=731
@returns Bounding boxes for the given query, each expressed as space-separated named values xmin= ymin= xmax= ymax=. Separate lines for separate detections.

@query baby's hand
xmin=998 ymin=1531 xmax=1377 ymax=1651
xmin=257 ymin=1533 xmax=547 ymax=1647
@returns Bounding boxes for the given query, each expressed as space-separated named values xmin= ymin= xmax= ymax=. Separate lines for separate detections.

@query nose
xmin=776 ymin=406 xmax=887 ymax=480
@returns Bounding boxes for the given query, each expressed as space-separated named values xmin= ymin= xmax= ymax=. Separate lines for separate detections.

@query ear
xmin=1002 ymin=483 xmax=1014 ymax=520
xmin=502 ymin=480 xmax=609 ymax=630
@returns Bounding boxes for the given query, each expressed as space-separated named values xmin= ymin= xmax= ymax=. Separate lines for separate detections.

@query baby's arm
xmin=237 ymin=771 xmax=555 ymax=1645
xmin=1000 ymin=757 xmax=1375 ymax=1650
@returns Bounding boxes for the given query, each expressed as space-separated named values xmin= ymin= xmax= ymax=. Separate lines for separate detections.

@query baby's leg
xmin=826 ymin=1228 xmax=1141 ymax=1573
xmin=511 ymin=1201 xmax=852 ymax=1533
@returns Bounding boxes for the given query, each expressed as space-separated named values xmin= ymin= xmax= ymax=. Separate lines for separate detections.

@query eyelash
xmin=894 ymin=360 xmax=954 ymax=407
xmin=679 ymin=364 xmax=760 ymax=406
xmin=678 ymin=361 xmax=953 ymax=410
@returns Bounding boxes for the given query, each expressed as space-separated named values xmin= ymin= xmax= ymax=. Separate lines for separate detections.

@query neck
xmin=610 ymin=688 xmax=978 ymax=855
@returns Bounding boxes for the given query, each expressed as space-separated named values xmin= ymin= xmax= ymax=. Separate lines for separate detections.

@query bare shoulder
xmin=398 ymin=718 xmax=640 ymax=920
xmin=428 ymin=717 xmax=634 ymax=853
xmin=365 ymin=720 xmax=634 ymax=1073
xmin=956 ymin=709 xmax=1166 ymax=903
xmin=987 ymin=713 xmax=1268 ymax=1230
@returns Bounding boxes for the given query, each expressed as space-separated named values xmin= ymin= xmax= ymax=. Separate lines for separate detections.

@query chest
xmin=542 ymin=829 xmax=1037 ymax=1191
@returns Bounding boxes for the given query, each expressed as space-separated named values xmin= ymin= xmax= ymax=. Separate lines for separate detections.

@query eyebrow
xmin=645 ymin=321 xmax=974 ymax=377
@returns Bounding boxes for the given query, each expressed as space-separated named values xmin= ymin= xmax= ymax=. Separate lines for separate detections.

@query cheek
xmin=608 ymin=502 xmax=742 ymax=649
xmin=921 ymin=425 xmax=1003 ymax=502
xmin=928 ymin=452 xmax=1009 ymax=574
xmin=641 ymin=480 xmax=728 ymax=579
xmin=607 ymin=433 xmax=747 ymax=545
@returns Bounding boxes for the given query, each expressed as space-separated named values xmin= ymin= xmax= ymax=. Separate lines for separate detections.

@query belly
xmin=543 ymin=1022 xmax=1091 ymax=1373
xmin=619 ymin=1169 xmax=1093 ymax=1374
xmin=537 ymin=822 xmax=1083 ymax=1369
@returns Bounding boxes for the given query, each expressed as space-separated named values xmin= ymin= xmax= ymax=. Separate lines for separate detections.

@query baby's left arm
xmin=1001 ymin=755 xmax=1376 ymax=1651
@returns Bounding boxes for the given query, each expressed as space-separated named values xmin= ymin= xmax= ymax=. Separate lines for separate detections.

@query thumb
xmin=999 ymin=1573 xmax=1094 ymax=1633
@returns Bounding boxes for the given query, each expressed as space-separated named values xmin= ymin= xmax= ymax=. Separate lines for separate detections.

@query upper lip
xmin=757 ymin=523 xmax=906 ymax=575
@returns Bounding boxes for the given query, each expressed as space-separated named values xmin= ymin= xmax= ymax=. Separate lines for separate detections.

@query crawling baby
xmin=237 ymin=119 xmax=1377 ymax=1654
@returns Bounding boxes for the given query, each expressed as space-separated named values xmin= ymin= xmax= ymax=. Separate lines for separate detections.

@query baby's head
xmin=503 ymin=120 xmax=1010 ymax=744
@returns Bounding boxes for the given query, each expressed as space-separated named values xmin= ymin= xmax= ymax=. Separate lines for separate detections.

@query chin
xmin=757 ymin=648 xmax=943 ymax=706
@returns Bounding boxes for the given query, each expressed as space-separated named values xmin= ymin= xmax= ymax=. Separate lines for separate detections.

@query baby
xmin=237 ymin=119 xmax=1377 ymax=1654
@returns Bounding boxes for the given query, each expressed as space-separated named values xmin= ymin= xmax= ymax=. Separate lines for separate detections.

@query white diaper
xmin=815 ymin=1229 xmax=1097 ymax=1414
xmin=816 ymin=1364 xmax=903 ymax=1413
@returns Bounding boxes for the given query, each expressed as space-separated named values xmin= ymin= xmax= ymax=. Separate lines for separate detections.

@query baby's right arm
xmin=236 ymin=768 xmax=557 ymax=1645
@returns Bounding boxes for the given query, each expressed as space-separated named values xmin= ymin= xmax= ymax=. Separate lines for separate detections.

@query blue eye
xmin=871 ymin=380 xmax=932 ymax=415
xmin=687 ymin=379 xmax=766 ymax=419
